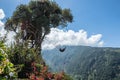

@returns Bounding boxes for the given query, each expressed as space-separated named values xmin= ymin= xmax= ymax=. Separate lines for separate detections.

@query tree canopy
xmin=5 ymin=0 xmax=73 ymax=51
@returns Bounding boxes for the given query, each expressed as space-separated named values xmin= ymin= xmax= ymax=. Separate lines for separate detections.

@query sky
xmin=0 ymin=0 xmax=120 ymax=49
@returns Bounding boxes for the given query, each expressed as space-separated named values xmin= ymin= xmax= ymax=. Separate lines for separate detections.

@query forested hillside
xmin=42 ymin=46 xmax=120 ymax=80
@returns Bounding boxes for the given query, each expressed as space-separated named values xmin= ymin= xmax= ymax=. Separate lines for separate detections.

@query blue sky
xmin=0 ymin=0 xmax=120 ymax=48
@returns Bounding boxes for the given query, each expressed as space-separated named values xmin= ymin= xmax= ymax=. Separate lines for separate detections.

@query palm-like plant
xmin=5 ymin=0 xmax=73 ymax=53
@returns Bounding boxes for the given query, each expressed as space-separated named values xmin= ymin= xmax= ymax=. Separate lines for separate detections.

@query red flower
xmin=47 ymin=72 xmax=53 ymax=79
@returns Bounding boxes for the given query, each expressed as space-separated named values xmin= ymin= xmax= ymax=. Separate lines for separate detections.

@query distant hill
xmin=42 ymin=46 xmax=120 ymax=80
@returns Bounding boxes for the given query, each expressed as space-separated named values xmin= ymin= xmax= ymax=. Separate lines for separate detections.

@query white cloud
xmin=0 ymin=21 xmax=4 ymax=27
xmin=0 ymin=27 xmax=6 ymax=37
xmin=0 ymin=9 xmax=5 ymax=19
xmin=0 ymin=9 xmax=5 ymax=27
xmin=0 ymin=28 xmax=16 ymax=46
xmin=0 ymin=9 xmax=5 ymax=37
xmin=42 ymin=28 xmax=104 ymax=50
xmin=0 ymin=26 xmax=15 ymax=44
xmin=0 ymin=9 xmax=15 ymax=44
xmin=0 ymin=9 xmax=104 ymax=49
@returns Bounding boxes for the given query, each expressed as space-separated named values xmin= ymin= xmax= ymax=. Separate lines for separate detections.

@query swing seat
xmin=59 ymin=47 xmax=66 ymax=52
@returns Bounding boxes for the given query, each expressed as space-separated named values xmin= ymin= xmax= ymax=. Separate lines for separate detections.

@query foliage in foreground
xmin=0 ymin=41 xmax=16 ymax=79
xmin=0 ymin=40 xmax=73 ymax=80
xmin=28 ymin=62 xmax=73 ymax=80
xmin=7 ymin=42 xmax=44 ymax=78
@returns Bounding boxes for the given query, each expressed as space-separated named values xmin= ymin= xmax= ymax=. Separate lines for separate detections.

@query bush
xmin=0 ymin=41 xmax=16 ymax=79
xmin=6 ymin=43 xmax=73 ymax=80
xmin=28 ymin=61 xmax=73 ymax=80
xmin=6 ymin=43 xmax=44 ymax=78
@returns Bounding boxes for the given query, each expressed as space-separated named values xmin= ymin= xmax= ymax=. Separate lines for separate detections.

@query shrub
xmin=6 ymin=42 xmax=45 ymax=78
xmin=0 ymin=41 xmax=16 ymax=79
xmin=28 ymin=61 xmax=73 ymax=80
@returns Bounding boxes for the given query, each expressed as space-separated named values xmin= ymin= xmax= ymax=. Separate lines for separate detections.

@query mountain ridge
xmin=42 ymin=45 xmax=120 ymax=80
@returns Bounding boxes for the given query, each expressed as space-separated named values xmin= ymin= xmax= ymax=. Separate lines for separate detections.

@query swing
xmin=59 ymin=46 xmax=66 ymax=52
xmin=59 ymin=27 xmax=68 ymax=52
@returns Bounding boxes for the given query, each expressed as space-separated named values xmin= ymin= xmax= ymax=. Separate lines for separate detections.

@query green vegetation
xmin=0 ymin=0 xmax=73 ymax=80
xmin=0 ymin=40 xmax=73 ymax=79
xmin=0 ymin=41 xmax=16 ymax=79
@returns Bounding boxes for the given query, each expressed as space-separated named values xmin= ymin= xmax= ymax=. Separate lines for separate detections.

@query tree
xmin=4 ymin=0 xmax=73 ymax=78
xmin=5 ymin=0 xmax=73 ymax=54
